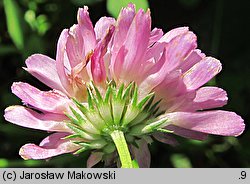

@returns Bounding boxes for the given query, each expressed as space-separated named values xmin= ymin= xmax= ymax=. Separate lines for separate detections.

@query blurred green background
xmin=0 ymin=0 xmax=249 ymax=168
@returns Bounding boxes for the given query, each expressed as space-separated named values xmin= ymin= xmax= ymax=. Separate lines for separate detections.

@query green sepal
xmin=149 ymin=99 xmax=161 ymax=113
xmin=156 ymin=128 xmax=174 ymax=134
xmin=72 ymin=98 xmax=88 ymax=114
xmin=103 ymin=143 xmax=116 ymax=154
xmin=75 ymin=139 xmax=107 ymax=149
xmin=152 ymin=106 xmax=160 ymax=116
xmin=129 ymin=117 xmax=169 ymax=135
xmin=104 ymin=85 xmax=112 ymax=104
xmin=73 ymin=147 xmax=89 ymax=155
xmin=65 ymin=113 xmax=79 ymax=126
xmin=87 ymin=87 xmax=95 ymax=109
xmin=141 ymin=135 xmax=153 ymax=144
xmin=137 ymin=93 xmax=154 ymax=109
xmin=129 ymin=124 xmax=146 ymax=135
xmin=112 ymin=99 xmax=125 ymax=125
xmin=67 ymin=124 xmax=100 ymax=141
xmin=90 ymin=81 xmax=103 ymax=103
xmin=116 ymin=83 xmax=124 ymax=100
xmin=69 ymin=106 xmax=85 ymax=123
xmin=142 ymin=118 xmax=169 ymax=134
xmin=143 ymin=94 xmax=155 ymax=112
xmin=131 ymin=85 xmax=138 ymax=107
xmin=63 ymin=134 xmax=82 ymax=139
xmin=130 ymin=140 xmax=139 ymax=149
xmin=122 ymin=82 xmax=134 ymax=100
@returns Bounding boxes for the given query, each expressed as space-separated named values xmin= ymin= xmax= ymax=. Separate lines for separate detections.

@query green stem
xmin=110 ymin=130 xmax=133 ymax=168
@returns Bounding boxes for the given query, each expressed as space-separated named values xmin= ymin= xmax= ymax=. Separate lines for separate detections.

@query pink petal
xmin=165 ymin=111 xmax=245 ymax=136
xmin=183 ymin=57 xmax=222 ymax=90
xmin=111 ymin=45 xmax=127 ymax=83
xmin=139 ymin=31 xmax=197 ymax=97
xmin=25 ymin=54 xmax=66 ymax=93
xmin=77 ymin=6 xmax=96 ymax=54
xmin=11 ymin=82 xmax=73 ymax=114
xmin=164 ymin=31 xmax=197 ymax=73
xmin=110 ymin=4 xmax=135 ymax=80
xmin=149 ymin=28 xmax=163 ymax=46
xmin=91 ymin=26 xmax=114 ymax=84
xmin=139 ymin=42 xmax=168 ymax=85
xmin=4 ymin=105 xmax=71 ymax=132
xmin=158 ymin=27 xmax=189 ymax=43
xmin=87 ymin=152 xmax=104 ymax=168
xmin=119 ymin=9 xmax=151 ymax=81
xmin=191 ymin=87 xmax=228 ymax=111
xmin=179 ymin=49 xmax=205 ymax=73
xmin=153 ymin=70 xmax=188 ymax=103
xmin=165 ymin=125 xmax=208 ymax=140
xmin=19 ymin=133 xmax=79 ymax=160
xmin=66 ymin=25 xmax=85 ymax=68
xmin=112 ymin=3 xmax=135 ymax=54
xmin=163 ymin=91 xmax=196 ymax=112
xmin=56 ymin=29 xmax=72 ymax=94
xmin=138 ymin=48 xmax=167 ymax=97
xmin=130 ymin=139 xmax=151 ymax=168
xmin=94 ymin=17 xmax=115 ymax=41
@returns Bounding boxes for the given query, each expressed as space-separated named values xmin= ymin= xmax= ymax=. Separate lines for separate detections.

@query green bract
xmin=65 ymin=81 xmax=169 ymax=167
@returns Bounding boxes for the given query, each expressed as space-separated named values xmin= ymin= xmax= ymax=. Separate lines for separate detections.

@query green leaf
xmin=107 ymin=0 xmax=149 ymax=18
xmin=3 ymin=0 xmax=24 ymax=50
xmin=0 ymin=159 xmax=9 ymax=168
xmin=170 ymin=154 xmax=192 ymax=168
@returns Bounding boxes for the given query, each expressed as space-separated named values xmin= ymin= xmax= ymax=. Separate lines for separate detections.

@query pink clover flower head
xmin=4 ymin=4 xmax=245 ymax=168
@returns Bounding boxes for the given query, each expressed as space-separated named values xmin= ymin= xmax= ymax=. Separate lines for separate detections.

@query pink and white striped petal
xmin=66 ymin=24 xmax=85 ymax=68
xmin=4 ymin=105 xmax=71 ymax=133
xmin=19 ymin=133 xmax=80 ymax=160
xmin=158 ymin=27 xmax=189 ymax=43
xmin=179 ymin=49 xmax=205 ymax=73
xmin=165 ymin=111 xmax=245 ymax=136
xmin=91 ymin=26 xmax=114 ymax=84
xmin=113 ymin=9 xmax=151 ymax=82
xmin=25 ymin=54 xmax=66 ymax=93
xmin=183 ymin=57 xmax=222 ymax=90
xmin=94 ymin=17 xmax=115 ymax=41
xmin=77 ymin=6 xmax=96 ymax=54
xmin=191 ymin=87 xmax=228 ymax=111
xmin=11 ymin=82 xmax=73 ymax=114
xmin=56 ymin=29 xmax=73 ymax=94
xmin=149 ymin=28 xmax=164 ymax=46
